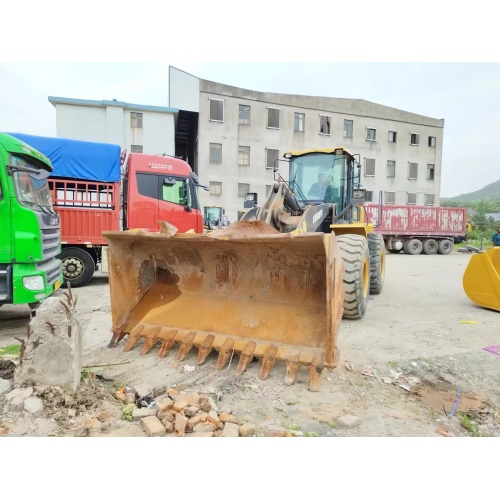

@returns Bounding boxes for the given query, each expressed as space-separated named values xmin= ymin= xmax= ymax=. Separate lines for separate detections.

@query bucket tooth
xmin=158 ymin=332 xmax=177 ymax=359
xmin=108 ymin=331 xmax=125 ymax=348
xmin=309 ymin=352 xmax=325 ymax=392
xmin=285 ymin=350 xmax=301 ymax=386
xmin=141 ymin=337 xmax=158 ymax=355
xmin=197 ymin=335 xmax=215 ymax=365
xmin=236 ymin=342 xmax=256 ymax=375
xmin=176 ymin=331 xmax=196 ymax=362
xmin=124 ymin=325 xmax=145 ymax=352
xmin=260 ymin=345 xmax=278 ymax=380
xmin=216 ymin=339 xmax=235 ymax=371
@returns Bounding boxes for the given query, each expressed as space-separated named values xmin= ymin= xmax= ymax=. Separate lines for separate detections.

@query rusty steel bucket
xmin=103 ymin=221 xmax=345 ymax=391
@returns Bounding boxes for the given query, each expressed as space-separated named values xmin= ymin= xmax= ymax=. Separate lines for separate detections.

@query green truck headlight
xmin=22 ymin=275 xmax=45 ymax=291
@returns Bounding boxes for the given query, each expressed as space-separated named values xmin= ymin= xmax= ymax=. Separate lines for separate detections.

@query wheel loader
xmin=102 ymin=147 xmax=385 ymax=391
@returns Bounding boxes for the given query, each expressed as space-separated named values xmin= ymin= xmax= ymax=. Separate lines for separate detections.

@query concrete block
xmin=5 ymin=387 xmax=33 ymax=402
xmin=173 ymin=400 xmax=189 ymax=413
xmin=219 ymin=413 xmax=239 ymax=425
xmin=141 ymin=416 xmax=166 ymax=437
xmin=186 ymin=414 xmax=203 ymax=431
xmin=158 ymin=409 xmax=176 ymax=422
xmin=193 ymin=422 xmax=215 ymax=433
xmin=184 ymin=405 xmax=199 ymax=417
xmin=0 ymin=379 xmax=12 ymax=397
xmin=24 ymin=396 xmax=43 ymax=414
xmin=239 ymin=423 xmax=256 ymax=437
xmin=155 ymin=395 xmax=174 ymax=413
xmin=175 ymin=413 xmax=188 ymax=435
xmin=221 ymin=422 xmax=239 ymax=437
xmin=132 ymin=408 xmax=157 ymax=421
xmin=162 ymin=420 xmax=175 ymax=433
xmin=337 ymin=415 xmax=360 ymax=428
xmin=13 ymin=296 xmax=83 ymax=391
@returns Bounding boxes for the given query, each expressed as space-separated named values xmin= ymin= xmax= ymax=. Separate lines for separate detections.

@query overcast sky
xmin=1 ymin=62 xmax=498 ymax=198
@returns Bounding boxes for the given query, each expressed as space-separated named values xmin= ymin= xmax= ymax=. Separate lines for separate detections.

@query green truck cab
xmin=0 ymin=132 xmax=63 ymax=307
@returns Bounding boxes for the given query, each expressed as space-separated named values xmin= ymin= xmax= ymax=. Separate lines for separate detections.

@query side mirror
xmin=162 ymin=177 xmax=176 ymax=187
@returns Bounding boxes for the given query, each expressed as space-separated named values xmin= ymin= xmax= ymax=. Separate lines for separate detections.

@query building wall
xmin=193 ymin=80 xmax=444 ymax=222
xmin=51 ymin=99 xmax=176 ymax=156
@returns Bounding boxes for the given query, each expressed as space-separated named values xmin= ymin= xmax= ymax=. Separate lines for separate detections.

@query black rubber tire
xmin=367 ymin=233 xmax=385 ymax=295
xmin=60 ymin=247 xmax=95 ymax=288
xmin=337 ymin=234 xmax=371 ymax=320
xmin=388 ymin=248 xmax=402 ymax=254
xmin=403 ymin=240 xmax=411 ymax=254
xmin=438 ymin=239 xmax=453 ymax=255
xmin=422 ymin=238 xmax=438 ymax=255
xmin=406 ymin=239 xmax=423 ymax=255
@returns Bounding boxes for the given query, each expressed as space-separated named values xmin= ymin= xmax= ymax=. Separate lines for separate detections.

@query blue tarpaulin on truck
xmin=7 ymin=133 xmax=121 ymax=183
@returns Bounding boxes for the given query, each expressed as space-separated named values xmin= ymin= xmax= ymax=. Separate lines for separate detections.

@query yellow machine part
xmin=463 ymin=247 xmax=500 ymax=312
xmin=103 ymin=220 xmax=345 ymax=391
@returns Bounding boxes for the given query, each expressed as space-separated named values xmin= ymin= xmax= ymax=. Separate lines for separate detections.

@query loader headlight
xmin=23 ymin=275 xmax=44 ymax=291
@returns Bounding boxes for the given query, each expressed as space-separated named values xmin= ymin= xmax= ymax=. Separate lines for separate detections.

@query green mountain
xmin=443 ymin=179 xmax=500 ymax=202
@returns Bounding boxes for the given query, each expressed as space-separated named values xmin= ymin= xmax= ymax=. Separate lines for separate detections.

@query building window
xmin=343 ymin=120 xmax=353 ymax=138
xmin=319 ymin=115 xmax=331 ymax=135
xmin=388 ymin=131 xmax=397 ymax=143
xmin=366 ymin=128 xmax=377 ymax=142
xmin=385 ymin=191 xmax=396 ymax=204
xmin=425 ymin=193 xmax=435 ymax=206
xmin=387 ymin=160 xmax=396 ymax=177
xmin=239 ymin=105 xmax=251 ymax=125
xmin=209 ymin=98 xmax=224 ymax=122
xmin=267 ymin=108 xmax=280 ymax=129
xmin=238 ymin=183 xmax=250 ymax=197
xmin=209 ymin=143 xmax=222 ymax=164
xmin=427 ymin=164 xmax=435 ymax=180
xmin=408 ymin=162 xmax=418 ymax=180
xmin=410 ymin=133 xmax=420 ymax=146
xmin=365 ymin=158 xmax=375 ymax=176
xmin=364 ymin=191 xmax=373 ymax=202
xmin=130 ymin=112 xmax=143 ymax=128
xmin=266 ymin=185 xmax=272 ymax=196
xmin=407 ymin=192 xmax=417 ymax=205
xmin=238 ymin=146 xmax=250 ymax=167
xmin=131 ymin=144 xmax=143 ymax=153
xmin=294 ymin=112 xmax=305 ymax=132
xmin=209 ymin=181 xmax=222 ymax=196
xmin=428 ymin=136 xmax=436 ymax=147
xmin=266 ymin=148 xmax=279 ymax=169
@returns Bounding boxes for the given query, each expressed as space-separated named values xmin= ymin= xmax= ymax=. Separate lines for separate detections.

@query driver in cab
xmin=308 ymin=173 xmax=329 ymax=198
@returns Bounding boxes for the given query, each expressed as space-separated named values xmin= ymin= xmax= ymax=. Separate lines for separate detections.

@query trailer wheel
xmin=60 ymin=247 xmax=95 ymax=288
xmin=406 ymin=239 xmax=423 ymax=255
xmin=403 ymin=240 xmax=411 ymax=254
xmin=337 ymin=234 xmax=370 ymax=320
xmin=422 ymin=239 xmax=438 ymax=255
xmin=367 ymin=233 xmax=385 ymax=295
xmin=438 ymin=239 xmax=453 ymax=255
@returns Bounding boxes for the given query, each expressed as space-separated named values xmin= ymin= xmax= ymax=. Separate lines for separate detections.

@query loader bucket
xmin=463 ymin=247 xmax=500 ymax=312
xmin=103 ymin=221 xmax=345 ymax=391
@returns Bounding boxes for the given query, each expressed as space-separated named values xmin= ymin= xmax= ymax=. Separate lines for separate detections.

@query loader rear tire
xmin=337 ymin=234 xmax=370 ymax=320
xmin=438 ymin=239 xmax=453 ymax=255
xmin=367 ymin=233 xmax=385 ymax=295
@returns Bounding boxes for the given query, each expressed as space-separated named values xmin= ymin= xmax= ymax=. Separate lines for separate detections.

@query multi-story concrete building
xmin=168 ymin=66 xmax=445 ymax=222
xmin=48 ymin=96 xmax=178 ymax=156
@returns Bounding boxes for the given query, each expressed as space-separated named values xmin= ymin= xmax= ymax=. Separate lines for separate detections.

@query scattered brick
xmin=219 ymin=413 xmax=240 ymax=425
xmin=175 ymin=413 xmax=188 ymax=435
xmin=239 ymin=423 xmax=256 ymax=437
xmin=141 ymin=416 xmax=166 ymax=437
xmin=184 ymin=406 xmax=200 ymax=418
xmin=221 ymin=422 xmax=239 ymax=437
xmin=132 ymin=408 xmax=157 ymax=421
xmin=193 ymin=422 xmax=216 ymax=433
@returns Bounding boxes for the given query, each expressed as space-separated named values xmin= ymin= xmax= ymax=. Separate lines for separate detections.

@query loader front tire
xmin=367 ymin=233 xmax=385 ymax=295
xmin=337 ymin=234 xmax=370 ymax=320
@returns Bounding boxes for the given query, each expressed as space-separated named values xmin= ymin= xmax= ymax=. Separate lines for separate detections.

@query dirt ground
xmin=1 ymin=251 xmax=500 ymax=437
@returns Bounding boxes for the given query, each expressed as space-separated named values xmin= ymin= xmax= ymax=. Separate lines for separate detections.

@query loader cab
xmin=285 ymin=148 xmax=360 ymax=218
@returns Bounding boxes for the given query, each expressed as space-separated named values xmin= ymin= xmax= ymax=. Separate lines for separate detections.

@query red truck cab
xmin=124 ymin=153 xmax=203 ymax=233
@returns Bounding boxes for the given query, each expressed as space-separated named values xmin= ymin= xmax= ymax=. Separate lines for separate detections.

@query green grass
xmin=388 ymin=361 xmax=399 ymax=368
xmin=304 ymin=432 xmax=318 ymax=437
xmin=0 ymin=344 xmax=21 ymax=357
xmin=429 ymin=409 xmax=439 ymax=421
xmin=328 ymin=421 xmax=339 ymax=428
xmin=460 ymin=413 xmax=483 ymax=437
